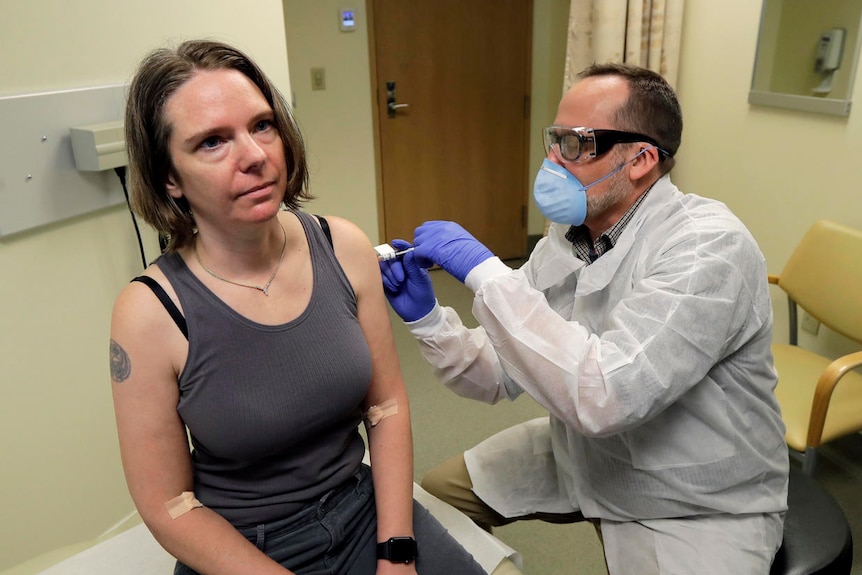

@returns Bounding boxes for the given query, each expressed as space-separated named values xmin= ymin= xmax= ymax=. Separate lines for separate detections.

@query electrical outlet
xmin=311 ymin=67 xmax=326 ymax=91
xmin=801 ymin=312 xmax=821 ymax=335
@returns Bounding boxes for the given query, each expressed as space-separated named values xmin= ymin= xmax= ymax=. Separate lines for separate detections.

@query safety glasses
xmin=543 ymin=126 xmax=665 ymax=163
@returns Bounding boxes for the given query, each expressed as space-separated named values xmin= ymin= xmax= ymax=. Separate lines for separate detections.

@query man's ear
xmin=629 ymin=146 xmax=660 ymax=181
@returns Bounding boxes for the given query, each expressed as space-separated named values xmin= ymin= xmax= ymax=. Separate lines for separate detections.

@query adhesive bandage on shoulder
xmin=165 ymin=492 xmax=203 ymax=519
xmin=364 ymin=398 xmax=399 ymax=427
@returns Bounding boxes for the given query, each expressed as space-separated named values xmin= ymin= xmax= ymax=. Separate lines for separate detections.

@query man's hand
xmin=379 ymin=239 xmax=436 ymax=322
xmin=413 ymin=221 xmax=494 ymax=283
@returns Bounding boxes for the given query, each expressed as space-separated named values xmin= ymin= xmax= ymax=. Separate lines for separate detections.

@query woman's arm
xmin=325 ymin=216 xmax=417 ymax=575
xmin=110 ymin=275 xmax=293 ymax=575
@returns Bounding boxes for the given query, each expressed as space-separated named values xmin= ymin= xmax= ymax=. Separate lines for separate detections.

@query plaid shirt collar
xmin=565 ymin=184 xmax=654 ymax=264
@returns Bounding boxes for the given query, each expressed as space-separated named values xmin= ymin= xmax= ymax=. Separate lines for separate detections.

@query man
xmin=380 ymin=63 xmax=788 ymax=574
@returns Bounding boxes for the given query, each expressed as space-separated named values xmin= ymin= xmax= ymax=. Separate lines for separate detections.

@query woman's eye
xmin=200 ymin=136 xmax=222 ymax=150
xmin=254 ymin=119 xmax=273 ymax=132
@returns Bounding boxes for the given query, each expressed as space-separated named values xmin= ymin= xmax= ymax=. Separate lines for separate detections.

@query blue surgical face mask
xmin=532 ymin=159 xmax=588 ymax=226
xmin=532 ymin=148 xmax=651 ymax=226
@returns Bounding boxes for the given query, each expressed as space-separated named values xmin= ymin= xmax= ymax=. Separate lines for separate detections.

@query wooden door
xmin=369 ymin=0 xmax=532 ymax=259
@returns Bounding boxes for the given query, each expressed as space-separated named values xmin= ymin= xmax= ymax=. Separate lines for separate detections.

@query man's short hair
xmin=579 ymin=63 xmax=683 ymax=174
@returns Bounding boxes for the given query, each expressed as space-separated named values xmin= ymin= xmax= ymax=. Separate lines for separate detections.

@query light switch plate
xmin=311 ymin=67 xmax=326 ymax=91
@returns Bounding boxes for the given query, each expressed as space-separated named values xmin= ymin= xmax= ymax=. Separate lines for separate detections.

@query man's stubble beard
xmin=586 ymin=149 xmax=634 ymax=219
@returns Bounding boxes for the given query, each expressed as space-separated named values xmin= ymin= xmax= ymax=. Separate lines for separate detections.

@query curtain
xmin=563 ymin=0 xmax=685 ymax=91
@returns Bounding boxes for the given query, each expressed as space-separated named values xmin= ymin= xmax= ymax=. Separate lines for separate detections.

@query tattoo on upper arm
xmin=110 ymin=339 xmax=131 ymax=383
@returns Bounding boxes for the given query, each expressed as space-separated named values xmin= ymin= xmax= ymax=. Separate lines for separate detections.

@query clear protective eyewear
xmin=543 ymin=126 xmax=666 ymax=163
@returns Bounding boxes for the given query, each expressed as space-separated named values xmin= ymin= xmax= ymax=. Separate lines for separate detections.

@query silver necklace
xmin=195 ymin=222 xmax=287 ymax=296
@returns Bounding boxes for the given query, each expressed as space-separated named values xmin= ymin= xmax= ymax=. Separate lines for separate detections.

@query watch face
xmin=379 ymin=537 xmax=417 ymax=563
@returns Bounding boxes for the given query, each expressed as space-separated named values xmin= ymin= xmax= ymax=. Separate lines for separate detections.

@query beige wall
xmin=673 ymin=1 xmax=862 ymax=357
xmin=0 ymin=1 xmax=291 ymax=569
xmin=282 ymin=2 xmax=380 ymax=240
xmin=4 ymin=0 xmax=862 ymax=570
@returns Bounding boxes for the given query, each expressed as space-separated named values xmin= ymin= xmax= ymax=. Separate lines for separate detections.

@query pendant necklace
xmin=195 ymin=221 xmax=287 ymax=296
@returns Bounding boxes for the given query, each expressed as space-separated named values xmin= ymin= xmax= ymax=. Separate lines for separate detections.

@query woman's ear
xmin=165 ymin=174 xmax=183 ymax=199
xmin=629 ymin=146 xmax=660 ymax=181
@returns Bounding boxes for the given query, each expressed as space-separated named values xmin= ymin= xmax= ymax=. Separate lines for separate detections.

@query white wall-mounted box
xmin=70 ymin=120 xmax=126 ymax=172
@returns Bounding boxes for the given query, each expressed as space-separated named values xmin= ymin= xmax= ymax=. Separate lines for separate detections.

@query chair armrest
xmin=807 ymin=350 xmax=862 ymax=447
xmin=768 ymin=274 xmax=780 ymax=284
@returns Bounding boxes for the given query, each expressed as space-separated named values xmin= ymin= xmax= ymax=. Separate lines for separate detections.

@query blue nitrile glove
xmin=413 ymin=221 xmax=494 ymax=283
xmin=379 ymin=239 xmax=437 ymax=322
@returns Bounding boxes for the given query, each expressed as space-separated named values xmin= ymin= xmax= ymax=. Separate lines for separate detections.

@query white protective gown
xmin=406 ymin=175 xmax=789 ymax=521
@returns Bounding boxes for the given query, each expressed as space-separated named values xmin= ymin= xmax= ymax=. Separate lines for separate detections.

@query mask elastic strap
xmin=583 ymin=146 xmax=653 ymax=190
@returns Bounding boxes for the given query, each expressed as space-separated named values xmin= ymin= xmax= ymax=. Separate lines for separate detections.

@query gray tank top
xmin=155 ymin=210 xmax=371 ymax=527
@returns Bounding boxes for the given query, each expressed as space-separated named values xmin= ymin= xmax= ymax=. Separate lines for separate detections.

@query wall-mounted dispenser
xmin=815 ymin=28 xmax=846 ymax=73
xmin=814 ymin=28 xmax=846 ymax=94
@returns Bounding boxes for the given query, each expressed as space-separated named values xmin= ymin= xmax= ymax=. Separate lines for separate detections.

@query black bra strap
xmin=131 ymin=276 xmax=189 ymax=340
xmin=316 ymin=215 xmax=333 ymax=248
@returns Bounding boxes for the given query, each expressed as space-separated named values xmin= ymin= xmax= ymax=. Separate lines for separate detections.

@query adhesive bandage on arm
xmin=165 ymin=492 xmax=203 ymax=519
xmin=364 ymin=398 xmax=399 ymax=427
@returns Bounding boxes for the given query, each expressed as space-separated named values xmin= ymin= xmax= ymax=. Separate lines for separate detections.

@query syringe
xmin=374 ymin=243 xmax=415 ymax=261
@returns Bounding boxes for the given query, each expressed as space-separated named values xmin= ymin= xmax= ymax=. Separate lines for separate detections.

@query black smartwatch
xmin=376 ymin=536 xmax=418 ymax=563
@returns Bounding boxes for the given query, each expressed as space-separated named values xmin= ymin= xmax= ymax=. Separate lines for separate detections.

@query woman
xmin=110 ymin=39 xmax=484 ymax=575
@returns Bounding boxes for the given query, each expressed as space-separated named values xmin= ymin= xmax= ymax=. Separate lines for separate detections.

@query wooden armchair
xmin=769 ymin=219 xmax=862 ymax=475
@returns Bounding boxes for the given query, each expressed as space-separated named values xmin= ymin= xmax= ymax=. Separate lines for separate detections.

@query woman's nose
xmin=237 ymin=134 xmax=267 ymax=171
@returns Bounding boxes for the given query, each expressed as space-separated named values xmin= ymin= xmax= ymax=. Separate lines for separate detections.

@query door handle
xmin=386 ymin=81 xmax=410 ymax=118
xmin=388 ymin=102 xmax=409 ymax=116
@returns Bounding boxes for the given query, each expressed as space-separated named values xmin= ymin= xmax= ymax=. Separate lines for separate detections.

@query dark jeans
xmin=175 ymin=464 xmax=485 ymax=575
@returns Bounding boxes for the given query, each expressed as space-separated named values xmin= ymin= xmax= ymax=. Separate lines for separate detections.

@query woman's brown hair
xmin=125 ymin=39 xmax=311 ymax=251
